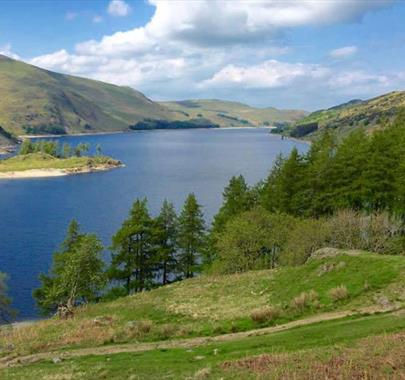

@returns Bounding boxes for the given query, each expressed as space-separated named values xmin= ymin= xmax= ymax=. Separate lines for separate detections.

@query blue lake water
xmin=0 ymin=128 xmax=308 ymax=319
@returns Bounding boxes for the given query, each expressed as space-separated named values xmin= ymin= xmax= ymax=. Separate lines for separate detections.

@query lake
xmin=0 ymin=128 xmax=308 ymax=319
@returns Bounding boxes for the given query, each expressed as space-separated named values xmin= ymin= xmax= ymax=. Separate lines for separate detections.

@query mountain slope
xmin=2 ymin=250 xmax=404 ymax=356
xmin=291 ymin=91 xmax=405 ymax=138
xmin=0 ymin=55 xmax=307 ymax=147
xmin=161 ymin=99 xmax=307 ymax=128
xmin=0 ymin=54 xmax=172 ymax=138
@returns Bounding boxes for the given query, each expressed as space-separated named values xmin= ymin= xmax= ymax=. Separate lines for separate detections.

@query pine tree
xmin=153 ymin=200 xmax=178 ymax=285
xmin=177 ymin=194 xmax=206 ymax=278
xmin=212 ymin=175 xmax=253 ymax=234
xmin=110 ymin=198 xmax=156 ymax=294
xmin=261 ymin=148 xmax=306 ymax=216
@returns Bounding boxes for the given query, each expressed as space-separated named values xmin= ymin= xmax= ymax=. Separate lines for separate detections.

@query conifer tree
xmin=212 ymin=175 xmax=253 ymax=234
xmin=110 ymin=198 xmax=156 ymax=294
xmin=153 ymin=200 xmax=178 ymax=285
xmin=177 ymin=194 xmax=206 ymax=278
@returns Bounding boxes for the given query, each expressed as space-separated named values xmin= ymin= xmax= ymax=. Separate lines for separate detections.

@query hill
xmin=0 ymin=55 xmax=307 ymax=149
xmin=1 ymin=250 xmax=405 ymax=378
xmin=161 ymin=99 xmax=307 ymax=128
xmin=291 ymin=91 xmax=405 ymax=139
xmin=1 ymin=251 xmax=404 ymax=357
xmin=0 ymin=54 xmax=174 ymax=140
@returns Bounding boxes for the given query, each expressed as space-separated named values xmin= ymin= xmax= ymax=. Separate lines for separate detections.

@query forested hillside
xmin=291 ymin=91 xmax=405 ymax=139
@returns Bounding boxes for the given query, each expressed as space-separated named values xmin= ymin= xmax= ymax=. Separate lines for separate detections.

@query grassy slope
xmin=0 ymin=55 xmax=172 ymax=137
xmin=2 ymin=252 xmax=404 ymax=357
xmin=0 ymin=153 xmax=121 ymax=172
xmin=3 ymin=312 xmax=405 ymax=379
xmin=161 ymin=99 xmax=307 ymax=128
xmin=292 ymin=91 xmax=405 ymax=139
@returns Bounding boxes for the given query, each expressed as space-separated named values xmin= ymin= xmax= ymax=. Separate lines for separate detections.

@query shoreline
xmin=0 ymin=163 xmax=124 ymax=180
xmin=18 ymin=130 xmax=125 ymax=139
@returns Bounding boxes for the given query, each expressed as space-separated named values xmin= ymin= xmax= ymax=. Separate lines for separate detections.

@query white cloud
xmin=93 ymin=15 xmax=103 ymax=23
xmin=0 ymin=44 xmax=20 ymax=60
xmin=28 ymin=0 xmax=395 ymax=109
xmin=108 ymin=0 xmax=131 ymax=17
xmin=329 ymin=46 xmax=358 ymax=59
xmin=200 ymin=60 xmax=330 ymax=89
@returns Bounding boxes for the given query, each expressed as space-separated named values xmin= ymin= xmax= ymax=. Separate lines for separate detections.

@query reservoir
xmin=0 ymin=128 xmax=308 ymax=319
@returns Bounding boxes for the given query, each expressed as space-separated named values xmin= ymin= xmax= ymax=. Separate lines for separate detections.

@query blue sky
xmin=1 ymin=0 xmax=405 ymax=110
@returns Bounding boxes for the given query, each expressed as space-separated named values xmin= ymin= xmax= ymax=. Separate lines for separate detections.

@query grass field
xmin=0 ymin=153 xmax=121 ymax=173
xmin=2 ymin=251 xmax=404 ymax=358
xmin=2 ymin=311 xmax=405 ymax=379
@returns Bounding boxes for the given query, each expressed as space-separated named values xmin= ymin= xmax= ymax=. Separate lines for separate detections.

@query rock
xmin=375 ymin=295 xmax=392 ymax=309
xmin=52 ymin=357 xmax=62 ymax=364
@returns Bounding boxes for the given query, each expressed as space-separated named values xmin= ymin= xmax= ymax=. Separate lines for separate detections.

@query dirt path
xmin=0 ymin=305 xmax=397 ymax=369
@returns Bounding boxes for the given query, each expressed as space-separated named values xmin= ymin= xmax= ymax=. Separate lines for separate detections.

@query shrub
xmin=158 ymin=323 xmax=177 ymax=339
xmin=329 ymin=285 xmax=348 ymax=302
xmin=214 ymin=208 xmax=297 ymax=274
xmin=123 ymin=320 xmax=153 ymax=339
xmin=281 ymin=218 xmax=331 ymax=266
xmin=250 ymin=306 xmax=281 ymax=323
xmin=290 ymin=290 xmax=319 ymax=312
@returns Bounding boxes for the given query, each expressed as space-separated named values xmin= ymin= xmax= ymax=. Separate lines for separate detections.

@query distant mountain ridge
xmin=0 ymin=55 xmax=307 ymax=147
xmin=291 ymin=91 xmax=405 ymax=138
xmin=161 ymin=99 xmax=307 ymax=129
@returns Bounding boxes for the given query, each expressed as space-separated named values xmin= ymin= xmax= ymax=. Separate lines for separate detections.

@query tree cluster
xmin=19 ymin=140 xmax=101 ymax=158
xmin=260 ymin=112 xmax=405 ymax=217
xmin=34 ymin=194 xmax=206 ymax=315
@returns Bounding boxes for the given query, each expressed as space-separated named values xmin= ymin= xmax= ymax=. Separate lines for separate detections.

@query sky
xmin=1 ymin=0 xmax=405 ymax=110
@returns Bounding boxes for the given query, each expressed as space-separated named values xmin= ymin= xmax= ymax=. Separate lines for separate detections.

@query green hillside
xmin=1 ymin=250 xmax=405 ymax=378
xmin=0 ymin=54 xmax=173 ymax=139
xmin=2 ymin=251 xmax=404 ymax=357
xmin=161 ymin=99 xmax=307 ymax=128
xmin=291 ymin=91 xmax=405 ymax=139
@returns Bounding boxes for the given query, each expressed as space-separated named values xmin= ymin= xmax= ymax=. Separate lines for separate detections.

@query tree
xmin=0 ymin=272 xmax=15 ymax=323
xmin=33 ymin=220 xmax=105 ymax=315
xmin=19 ymin=139 xmax=34 ymax=155
xmin=75 ymin=143 xmax=90 ymax=157
xmin=261 ymin=148 xmax=306 ymax=216
xmin=109 ymin=198 xmax=156 ymax=294
xmin=213 ymin=208 xmax=296 ymax=274
xmin=208 ymin=175 xmax=254 ymax=266
xmin=177 ymin=193 xmax=206 ymax=278
xmin=96 ymin=144 xmax=102 ymax=156
xmin=212 ymin=175 xmax=254 ymax=234
xmin=153 ymin=200 xmax=178 ymax=285
xmin=62 ymin=143 xmax=72 ymax=158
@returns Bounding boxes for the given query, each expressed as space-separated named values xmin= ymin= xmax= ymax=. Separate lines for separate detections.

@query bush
xmin=329 ymin=285 xmax=348 ymax=302
xmin=125 ymin=320 xmax=152 ymax=337
xmin=290 ymin=290 xmax=319 ymax=312
xmin=281 ymin=218 xmax=331 ymax=265
xmin=327 ymin=210 xmax=404 ymax=255
xmin=158 ymin=323 xmax=177 ymax=339
xmin=214 ymin=208 xmax=297 ymax=274
xmin=250 ymin=306 xmax=281 ymax=323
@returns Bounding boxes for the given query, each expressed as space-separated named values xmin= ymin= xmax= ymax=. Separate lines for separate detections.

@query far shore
xmin=18 ymin=130 xmax=125 ymax=139
xmin=0 ymin=163 xmax=124 ymax=180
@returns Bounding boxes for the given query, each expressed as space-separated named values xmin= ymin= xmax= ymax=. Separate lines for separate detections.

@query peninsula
xmin=0 ymin=141 xmax=122 ymax=179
